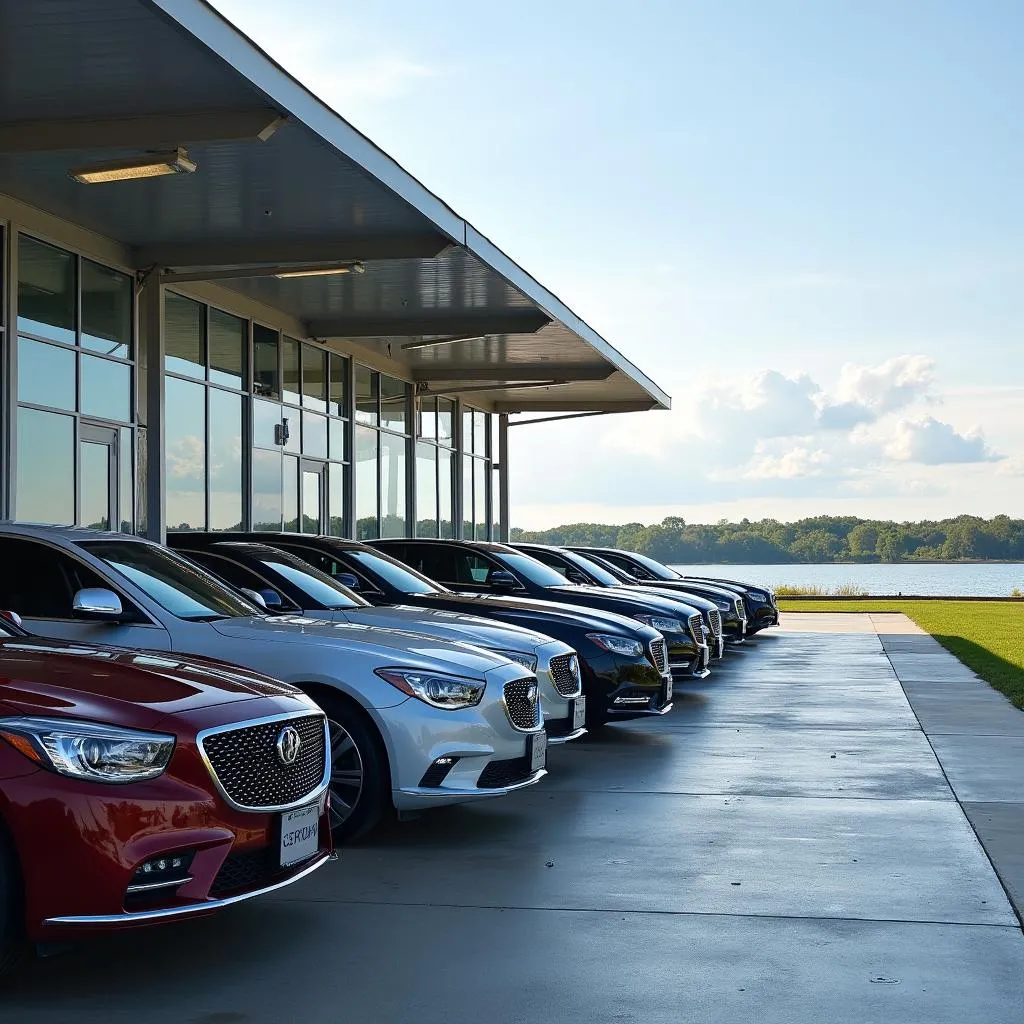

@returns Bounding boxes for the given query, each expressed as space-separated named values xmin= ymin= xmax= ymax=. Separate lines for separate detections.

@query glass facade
xmin=461 ymin=406 xmax=494 ymax=540
xmin=354 ymin=367 xmax=410 ymax=539
xmin=415 ymin=397 xmax=456 ymax=538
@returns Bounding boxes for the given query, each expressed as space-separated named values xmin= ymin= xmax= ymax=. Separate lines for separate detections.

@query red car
xmin=0 ymin=614 xmax=332 ymax=973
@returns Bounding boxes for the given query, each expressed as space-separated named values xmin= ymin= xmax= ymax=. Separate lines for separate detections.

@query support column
xmin=138 ymin=273 xmax=165 ymax=542
xmin=498 ymin=412 xmax=510 ymax=542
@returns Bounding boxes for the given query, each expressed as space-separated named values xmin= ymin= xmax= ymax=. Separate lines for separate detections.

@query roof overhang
xmin=0 ymin=0 xmax=670 ymax=414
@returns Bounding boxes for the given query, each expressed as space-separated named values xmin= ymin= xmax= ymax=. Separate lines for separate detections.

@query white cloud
xmin=744 ymin=447 xmax=831 ymax=480
xmin=885 ymin=417 xmax=1002 ymax=465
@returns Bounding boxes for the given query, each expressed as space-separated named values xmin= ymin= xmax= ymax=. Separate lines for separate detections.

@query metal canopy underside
xmin=0 ymin=0 xmax=670 ymax=414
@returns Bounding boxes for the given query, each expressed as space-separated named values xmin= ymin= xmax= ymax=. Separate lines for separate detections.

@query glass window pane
xmin=252 ymin=325 xmax=280 ymax=398
xmin=282 ymin=338 xmax=301 ymax=406
xmin=80 ymin=441 xmax=111 ymax=531
xmin=209 ymin=389 xmax=242 ymax=531
xmin=18 ymin=336 xmax=75 ymax=410
xmin=462 ymin=408 xmax=473 ymax=454
xmin=437 ymin=398 xmax=454 ymax=447
xmin=328 ymin=462 xmax=345 ymax=537
xmin=119 ymin=427 xmax=134 ymax=533
xmin=329 ymin=356 xmax=348 ymax=418
xmin=252 ymin=448 xmax=283 ymax=531
xmin=475 ymin=457 xmax=488 ymax=539
xmin=380 ymin=375 xmax=408 ymax=434
xmin=16 ymin=408 xmax=74 ymax=524
xmin=380 ymin=432 xmax=407 ymax=538
xmin=355 ymin=425 xmax=378 ymax=539
xmin=283 ymin=455 xmax=299 ymax=532
xmin=462 ymin=454 xmax=473 ymax=538
xmin=302 ymin=411 xmax=328 ymax=459
xmin=474 ymin=411 xmax=488 ymax=456
xmin=81 ymin=353 xmax=131 ymax=422
xmin=253 ymin=398 xmax=282 ymax=449
xmin=355 ymin=365 xmax=378 ymax=426
xmin=283 ymin=409 xmax=300 ymax=454
xmin=301 ymin=468 xmax=322 ymax=534
xmin=329 ymin=418 xmax=347 ymax=462
xmin=415 ymin=442 xmax=437 ymax=538
xmin=17 ymin=236 xmax=75 ymax=343
xmin=208 ymin=308 xmax=245 ymax=389
xmin=418 ymin=397 xmax=437 ymax=440
xmin=302 ymin=346 xmax=328 ymax=412
xmin=165 ymin=292 xmax=205 ymax=378
xmin=165 ymin=376 xmax=206 ymax=531
xmin=82 ymin=259 xmax=131 ymax=357
xmin=438 ymin=448 xmax=453 ymax=539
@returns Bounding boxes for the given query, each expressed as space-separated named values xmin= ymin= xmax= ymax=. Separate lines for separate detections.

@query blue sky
xmin=213 ymin=0 xmax=1024 ymax=527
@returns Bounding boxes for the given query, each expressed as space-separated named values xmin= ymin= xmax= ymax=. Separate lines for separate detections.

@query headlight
xmin=0 ymin=717 xmax=175 ymax=783
xmin=633 ymin=614 xmax=683 ymax=633
xmin=748 ymin=591 xmax=768 ymax=602
xmin=715 ymin=599 xmax=732 ymax=612
xmin=375 ymin=668 xmax=486 ymax=710
xmin=586 ymin=633 xmax=644 ymax=658
xmin=493 ymin=650 xmax=539 ymax=673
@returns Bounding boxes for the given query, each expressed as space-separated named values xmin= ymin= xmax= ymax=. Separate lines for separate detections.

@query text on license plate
xmin=664 ymin=678 xmax=673 ymax=702
xmin=572 ymin=697 xmax=587 ymax=730
xmin=280 ymin=803 xmax=319 ymax=867
xmin=529 ymin=731 xmax=547 ymax=773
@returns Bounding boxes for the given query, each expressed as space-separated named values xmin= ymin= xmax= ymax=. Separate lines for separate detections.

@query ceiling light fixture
xmin=274 ymin=262 xmax=365 ymax=279
xmin=70 ymin=147 xmax=197 ymax=184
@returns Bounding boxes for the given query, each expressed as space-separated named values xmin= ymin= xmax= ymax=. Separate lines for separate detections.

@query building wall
xmin=0 ymin=196 xmax=501 ymax=542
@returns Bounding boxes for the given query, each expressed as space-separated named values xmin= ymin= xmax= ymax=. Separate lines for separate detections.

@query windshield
xmin=81 ymin=541 xmax=259 ymax=621
xmin=495 ymin=551 xmax=578 ymax=588
xmin=562 ymin=550 xmax=623 ymax=587
xmin=618 ymin=551 xmax=681 ymax=581
xmin=259 ymin=557 xmax=366 ymax=610
xmin=346 ymin=549 xmax=443 ymax=595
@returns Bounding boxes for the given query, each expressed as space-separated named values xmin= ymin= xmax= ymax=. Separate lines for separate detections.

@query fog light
xmin=613 ymin=696 xmax=652 ymax=706
xmin=128 ymin=851 xmax=194 ymax=892
xmin=419 ymin=756 xmax=459 ymax=787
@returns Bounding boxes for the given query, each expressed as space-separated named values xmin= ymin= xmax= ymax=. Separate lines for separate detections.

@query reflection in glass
xmin=80 ymin=441 xmax=111 ymax=530
xmin=82 ymin=259 xmax=132 ymax=357
xmin=283 ymin=410 xmax=300 ymax=454
xmin=329 ymin=462 xmax=345 ymax=537
xmin=165 ymin=376 xmax=206 ymax=531
xmin=17 ymin=235 xmax=75 ymax=343
xmin=209 ymin=389 xmax=242 ymax=530
xmin=18 ymin=337 xmax=75 ymax=410
xmin=17 ymin=408 xmax=74 ymax=524
xmin=474 ymin=411 xmax=488 ymax=456
xmin=475 ymin=457 xmax=488 ymax=539
xmin=208 ymin=309 xmax=246 ymax=389
xmin=329 ymin=418 xmax=346 ymax=462
xmin=462 ymin=409 xmax=473 ymax=455
xmin=416 ymin=442 xmax=437 ymax=537
xmin=120 ymin=427 xmax=134 ymax=533
xmin=438 ymin=449 xmax=453 ymax=538
xmin=380 ymin=375 xmax=408 ymax=433
xmin=462 ymin=454 xmax=473 ymax=539
xmin=380 ymin=432 xmax=407 ymax=538
xmin=165 ymin=292 xmax=205 ymax=378
xmin=355 ymin=365 xmax=378 ymax=425
xmin=251 ymin=448 xmax=283 ymax=531
xmin=355 ymin=425 xmax=378 ymax=539
xmin=253 ymin=325 xmax=279 ymax=398
xmin=252 ymin=398 xmax=282 ymax=449
xmin=418 ymin=397 xmax=437 ymax=440
xmin=302 ymin=346 xmax=327 ymax=412
xmin=283 ymin=455 xmax=299 ymax=532
xmin=437 ymin=399 xmax=454 ymax=447
xmin=81 ymin=354 xmax=131 ymax=422
xmin=302 ymin=412 xmax=328 ymax=459
xmin=329 ymin=356 xmax=348 ymax=417
xmin=282 ymin=338 xmax=301 ymax=406
xmin=302 ymin=468 xmax=323 ymax=534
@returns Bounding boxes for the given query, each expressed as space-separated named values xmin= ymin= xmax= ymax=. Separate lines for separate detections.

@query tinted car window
xmin=561 ymin=551 xmax=623 ymax=587
xmin=259 ymin=558 xmax=363 ymax=609
xmin=0 ymin=537 xmax=110 ymax=618
xmin=493 ymin=552 xmax=570 ymax=588
xmin=528 ymin=549 xmax=571 ymax=576
xmin=185 ymin=552 xmax=301 ymax=612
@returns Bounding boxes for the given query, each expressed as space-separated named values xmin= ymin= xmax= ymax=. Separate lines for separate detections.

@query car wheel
xmin=0 ymin=824 xmax=25 ymax=977
xmin=318 ymin=696 xmax=389 ymax=843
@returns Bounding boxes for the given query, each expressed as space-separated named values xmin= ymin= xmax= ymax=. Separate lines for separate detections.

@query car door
xmin=0 ymin=536 xmax=172 ymax=649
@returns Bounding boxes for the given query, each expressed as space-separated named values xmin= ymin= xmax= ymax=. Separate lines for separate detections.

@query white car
xmin=0 ymin=525 xmax=550 ymax=841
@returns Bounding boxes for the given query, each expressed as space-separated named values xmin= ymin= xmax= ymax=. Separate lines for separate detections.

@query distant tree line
xmin=510 ymin=515 xmax=1024 ymax=563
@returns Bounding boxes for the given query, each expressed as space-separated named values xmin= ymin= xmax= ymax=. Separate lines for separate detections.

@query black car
xmin=513 ymin=542 xmax=725 ymax=659
xmin=679 ymin=576 xmax=779 ymax=632
xmin=374 ymin=539 xmax=711 ymax=681
xmin=567 ymin=547 xmax=750 ymax=642
xmin=170 ymin=533 xmax=672 ymax=731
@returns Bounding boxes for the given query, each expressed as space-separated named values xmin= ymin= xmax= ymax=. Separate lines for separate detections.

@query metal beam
xmin=494 ymin=399 xmax=657 ymax=414
xmin=136 ymin=233 xmax=451 ymax=270
xmin=307 ymin=311 xmax=551 ymax=339
xmin=507 ymin=410 xmax=625 ymax=427
xmin=418 ymin=381 xmax=570 ymax=396
xmin=0 ymin=109 xmax=285 ymax=152
xmin=162 ymin=262 xmax=361 ymax=283
xmin=411 ymin=363 xmax=613 ymax=383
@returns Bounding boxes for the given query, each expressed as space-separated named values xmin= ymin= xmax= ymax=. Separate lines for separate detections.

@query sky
xmin=212 ymin=0 xmax=1024 ymax=529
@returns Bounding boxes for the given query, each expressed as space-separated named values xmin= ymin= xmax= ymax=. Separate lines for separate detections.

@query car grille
xmin=688 ymin=614 xmax=704 ymax=645
xmin=209 ymin=845 xmax=317 ymax=898
xmin=649 ymin=638 xmax=667 ymax=673
xmin=478 ymin=755 xmax=534 ymax=789
xmin=503 ymin=677 xmax=541 ymax=731
xmin=200 ymin=713 xmax=328 ymax=811
xmin=708 ymin=610 xmax=722 ymax=638
xmin=548 ymin=653 xmax=581 ymax=697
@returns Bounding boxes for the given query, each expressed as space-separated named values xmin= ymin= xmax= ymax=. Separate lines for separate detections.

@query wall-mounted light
xmin=69 ymin=147 xmax=197 ymax=184
xmin=274 ymin=262 xmax=365 ymax=279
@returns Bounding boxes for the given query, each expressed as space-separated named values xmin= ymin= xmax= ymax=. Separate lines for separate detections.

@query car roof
xmin=0 ymin=522 xmax=153 ymax=544
xmin=377 ymin=538 xmax=516 ymax=554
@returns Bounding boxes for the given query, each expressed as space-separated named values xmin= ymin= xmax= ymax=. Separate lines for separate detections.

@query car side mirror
xmin=566 ymin=570 xmax=588 ymax=585
xmin=259 ymin=588 xmax=285 ymax=610
xmin=489 ymin=570 xmax=520 ymax=590
xmin=336 ymin=573 xmax=360 ymax=590
xmin=0 ymin=610 xmax=23 ymax=628
xmin=72 ymin=588 xmax=123 ymax=622
xmin=239 ymin=588 xmax=268 ymax=609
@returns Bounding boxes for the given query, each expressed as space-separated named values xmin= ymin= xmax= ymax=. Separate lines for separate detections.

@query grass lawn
xmin=778 ymin=599 xmax=1024 ymax=709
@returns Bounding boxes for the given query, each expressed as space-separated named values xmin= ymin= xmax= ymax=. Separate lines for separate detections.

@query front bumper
xmin=536 ymin=644 xmax=586 ymax=744
xmin=669 ymin=639 xmax=711 ymax=680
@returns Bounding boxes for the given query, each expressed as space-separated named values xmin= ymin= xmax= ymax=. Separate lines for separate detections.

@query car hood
xmin=208 ymin=615 xmax=511 ymax=677
xmin=624 ymin=586 xmax=717 ymax=614
xmin=545 ymin=585 xmax=699 ymax=620
xmin=0 ymin=636 xmax=300 ymax=728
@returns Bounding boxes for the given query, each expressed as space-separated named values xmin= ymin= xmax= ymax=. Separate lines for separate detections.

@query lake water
xmin=667 ymin=562 xmax=1024 ymax=597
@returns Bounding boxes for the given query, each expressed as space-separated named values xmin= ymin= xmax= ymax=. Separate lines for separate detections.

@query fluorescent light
xmin=70 ymin=147 xmax=197 ymax=184
xmin=274 ymin=262 xmax=365 ymax=279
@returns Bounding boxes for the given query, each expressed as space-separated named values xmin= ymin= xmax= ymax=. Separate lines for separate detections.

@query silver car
xmin=168 ymin=538 xmax=586 ymax=744
xmin=0 ymin=525 xmax=549 ymax=841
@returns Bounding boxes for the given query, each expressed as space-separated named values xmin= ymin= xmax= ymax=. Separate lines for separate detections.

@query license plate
xmin=663 ymin=677 xmax=674 ymax=703
xmin=280 ymin=803 xmax=319 ymax=868
xmin=528 ymin=730 xmax=547 ymax=773
xmin=572 ymin=697 xmax=587 ymax=730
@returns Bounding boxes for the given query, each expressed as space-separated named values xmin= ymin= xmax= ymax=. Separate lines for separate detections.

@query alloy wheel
xmin=327 ymin=718 xmax=365 ymax=829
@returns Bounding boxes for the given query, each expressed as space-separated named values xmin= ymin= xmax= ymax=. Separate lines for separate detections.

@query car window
xmin=596 ymin=551 xmax=649 ymax=579
xmin=258 ymin=559 xmax=364 ymax=609
xmin=493 ymin=552 xmax=570 ymax=588
xmin=184 ymin=552 xmax=301 ymax=613
xmin=562 ymin=551 xmax=623 ymax=587
xmin=528 ymin=549 xmax=571 ymax=577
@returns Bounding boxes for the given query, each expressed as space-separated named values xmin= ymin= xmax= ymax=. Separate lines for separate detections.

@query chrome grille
xmin=649 ymin=638 xmax=667 ymax=673
xmin=548 ymin=653 xmax=582 ymax=697
xmin=708 ymin=610 xmax=722 ymax=638
xmin=199 ymin=713 xmax=328 ymax=811
xmin=503 ymin=677 xmax=541 ymax=731
xmin=688 ymin=614 xmax=704 ymax=645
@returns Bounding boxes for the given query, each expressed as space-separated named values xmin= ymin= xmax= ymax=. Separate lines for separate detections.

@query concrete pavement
xmin=2 ymin=615 xmax=1022 ymax=1022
